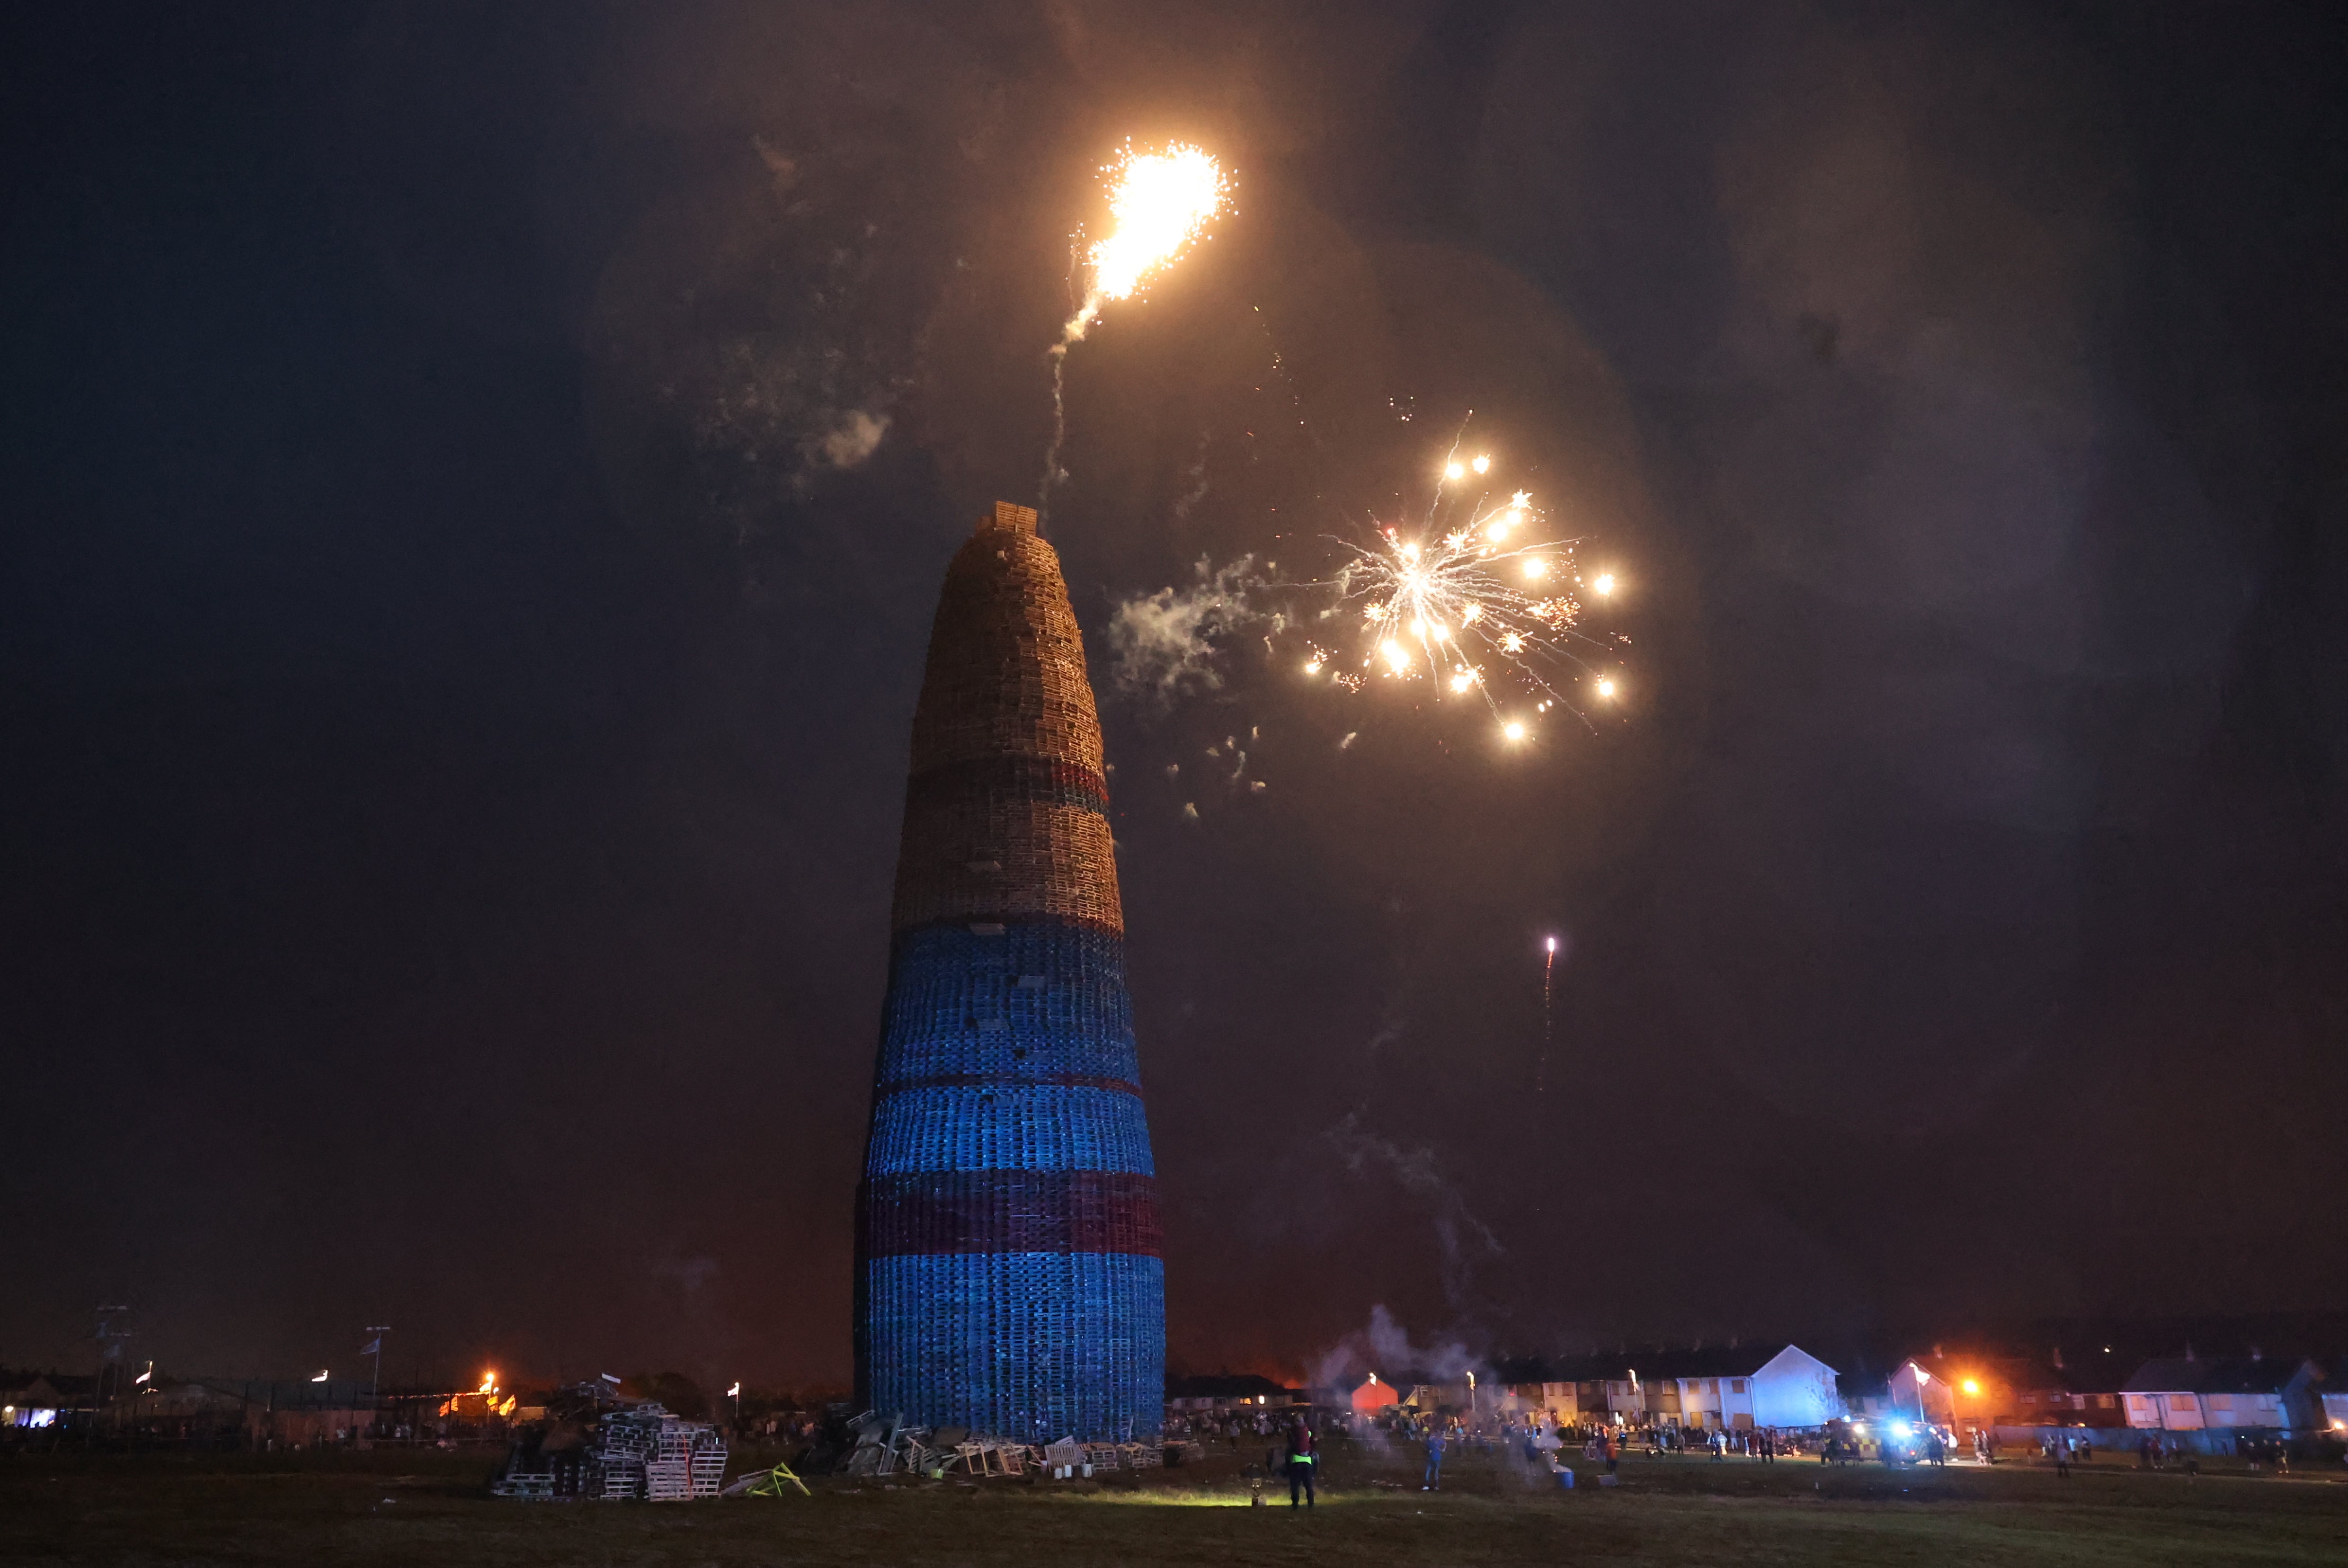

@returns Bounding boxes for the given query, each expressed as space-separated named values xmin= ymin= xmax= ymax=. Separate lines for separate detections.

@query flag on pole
xmin=728 ymin=1382 xmax=741 ymax=1398
xmin=360 ymin=1337 xmax=381 ymax=1356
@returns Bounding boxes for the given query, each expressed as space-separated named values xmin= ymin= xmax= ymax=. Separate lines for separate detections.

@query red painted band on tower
xmin=859 ymin=1169 xmax=1164 ymax=1259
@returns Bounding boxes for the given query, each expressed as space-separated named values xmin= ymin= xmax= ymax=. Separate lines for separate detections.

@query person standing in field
xmin=1284 ymin=1417 xmax=1316 ymax=1509
xmin=1422 ymin=1423 xmax=1446 ymax=1491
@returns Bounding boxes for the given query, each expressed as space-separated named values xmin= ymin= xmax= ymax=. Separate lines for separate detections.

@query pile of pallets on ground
xmin=487 ymin=1463 xmax=556 ymax=1498
xmin=833 ymin=1409 xmax=1166 ymax=1481
xmin=596 ymin=1405 xmax=727 ymax=1500
xmin=949 ymin=1436 xmax=1029 ymax=1476
xmin=1034 ymin=1435 xmax=1172 ymax=1478
xmin=489 ymin=1446 xmax=587 ymax=1500
xmin=492 ymin=1402 xmax=726 ymax=1501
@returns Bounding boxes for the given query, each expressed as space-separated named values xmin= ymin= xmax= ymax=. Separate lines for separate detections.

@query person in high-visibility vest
xmin=1285 ymin=1416 xmax=1317 ymax=1508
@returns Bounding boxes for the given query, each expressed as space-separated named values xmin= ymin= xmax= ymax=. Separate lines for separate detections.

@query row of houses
xmin=1171 ymin=1349 xmax=1843 ymax=1431
xmin=1482 ymin=1345 xmax=1845 ymax=1431
xmin=1173 ymin=1345 xmax=2348 ymax=1452
xmin=1873 ymin=1349 xmax=2348 ymax=1446
xmin=0 ymin=1372 xmax=519 ymax=1446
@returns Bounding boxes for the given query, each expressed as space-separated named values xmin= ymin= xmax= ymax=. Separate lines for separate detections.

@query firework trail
xmin=1039 ymin=143 xmax=1228 ymax=521
xmin=1538 ymin=935 xmax=1557 ymax=1095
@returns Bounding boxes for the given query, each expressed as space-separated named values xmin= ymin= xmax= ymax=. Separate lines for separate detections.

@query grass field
xmin=5 ymin=1435 xmax=2345 ymax=1566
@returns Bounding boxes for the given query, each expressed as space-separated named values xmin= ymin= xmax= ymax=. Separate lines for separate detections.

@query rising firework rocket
xmin=1539 ymin=934 xmax=1558 ymax=1095
xmin=1041 ymin=143 xmax=1229 ymax=516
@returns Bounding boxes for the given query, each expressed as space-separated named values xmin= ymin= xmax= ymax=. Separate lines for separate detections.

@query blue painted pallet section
xmin=864 ymin=1251 xmax=1166 ymax=1441
xmin=877 ymin=919 xmax=1139 ymax=1086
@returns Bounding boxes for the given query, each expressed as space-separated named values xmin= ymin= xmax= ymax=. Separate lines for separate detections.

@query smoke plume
xmin=1105 ymin=555 xmax=1266 ymax=704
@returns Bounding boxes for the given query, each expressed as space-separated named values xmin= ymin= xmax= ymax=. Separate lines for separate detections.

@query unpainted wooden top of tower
xmin=978 ymin=500 xmax=1039 ymax=536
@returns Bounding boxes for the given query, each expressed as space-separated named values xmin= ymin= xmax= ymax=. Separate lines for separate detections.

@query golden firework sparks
xmin=1093 ymin=145 xmax=1225 ymax=300
xmin=1314 ymin=449 xmax=1628 ymax=742
xmin=1060 ymin=143 xmax=1228 ymax=345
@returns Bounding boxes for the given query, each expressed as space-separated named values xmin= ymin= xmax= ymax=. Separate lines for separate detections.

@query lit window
xmin=1732 ymin=1380 xmax=1747 ymax=1394
xmin=2170 ymin=1395 xmax=2195 ymax=1411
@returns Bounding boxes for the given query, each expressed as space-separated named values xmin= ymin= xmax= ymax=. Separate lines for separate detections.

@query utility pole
xmin=93 ymin=1305 xmax=131 ymax=1443
xmin=364 ymin=1327 xmax=391 ymax=1438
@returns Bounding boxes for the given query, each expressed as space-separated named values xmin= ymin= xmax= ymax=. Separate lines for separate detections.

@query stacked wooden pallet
xmin=687 ymin=1441 xmax=727 ymax=1498
xmin=585 ymin=1404 xmax=726 ymax=1502
xmin=488 ymin=1466 xmax=556 ymax=1498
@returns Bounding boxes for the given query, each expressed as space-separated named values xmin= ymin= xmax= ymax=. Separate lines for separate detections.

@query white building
xmin=1707 ymin=1345 xmax=1841 ymax=1429
xmin=2119 ymin=1358 xmax=2324 ymax=1438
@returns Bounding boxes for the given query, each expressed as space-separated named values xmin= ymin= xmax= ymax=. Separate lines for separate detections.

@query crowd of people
xmin=1178 ymin=1396 xmax=2336 ymax=1507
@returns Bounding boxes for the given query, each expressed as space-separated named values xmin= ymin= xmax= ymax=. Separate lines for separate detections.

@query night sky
xmin=5 ymin=3 xmax=2343 ymax=1394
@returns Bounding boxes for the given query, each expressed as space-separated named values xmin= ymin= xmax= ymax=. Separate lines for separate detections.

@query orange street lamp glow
xmin=1962 ymin=1379 xmax=1980 ymax=1396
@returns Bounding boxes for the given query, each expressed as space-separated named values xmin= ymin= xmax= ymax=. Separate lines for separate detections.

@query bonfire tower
xmin=854 ymin=500 xmax=1164 ymax=1442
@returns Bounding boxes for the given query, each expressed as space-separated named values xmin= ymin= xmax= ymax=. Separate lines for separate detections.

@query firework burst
xmin=1305 ymin=447 xmax=1626 ymax=742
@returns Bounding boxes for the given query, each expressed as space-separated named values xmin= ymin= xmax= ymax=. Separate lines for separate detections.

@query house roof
xmin=1 ymin=1372 xmax=96 ymax=1400
xmin=1495 ymin=1346 xmax=1826 ymax=1385
xmin=1630 ymin=1345 xmax=1821 ymax=1381
xmin=1494 ymin=1354 xmax=1633 ymax=1384
xmin=2119 ymin=1357 xmax=2316 ymax=1395
xmin=1898 ymin=1353 xmax=2122 ymax=1395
